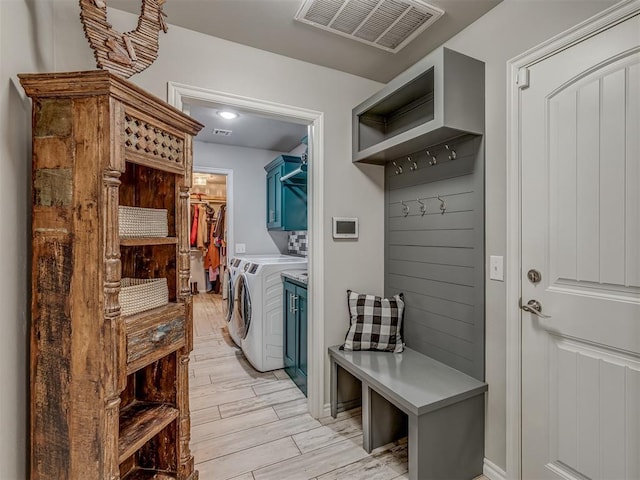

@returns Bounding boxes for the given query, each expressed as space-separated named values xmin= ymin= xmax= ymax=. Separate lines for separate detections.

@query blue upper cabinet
xmin=265 ymin=154 xmax=307 ymax=231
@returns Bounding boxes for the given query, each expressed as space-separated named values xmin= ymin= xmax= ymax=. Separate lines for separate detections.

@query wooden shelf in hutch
xmin=119 ymin=402 xmax=180 ymax=463
xmin=120 ymin=236 xmax=179 ymax=246
xmin=122 ymin=470 xmax=177 ymax=480
xmin=20 ymin=70 xmax=203 ymax=480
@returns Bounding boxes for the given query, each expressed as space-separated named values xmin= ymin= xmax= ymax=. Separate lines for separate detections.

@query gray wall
xmin=194 ymin=141 xmax=289 ymax=255
xmin=0 ymin=2 xmax=56 ymax=478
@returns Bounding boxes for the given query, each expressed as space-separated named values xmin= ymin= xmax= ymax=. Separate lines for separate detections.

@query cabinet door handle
xmin=152 ymin=324 xmax=171 ymax=342
xmin=292 ymin=294 xmax=298 ymax=313
xmin=289 ymin=293 xmax=293 ymax=313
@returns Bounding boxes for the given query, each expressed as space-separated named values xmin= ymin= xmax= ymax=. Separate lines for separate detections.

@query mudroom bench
xmin=329 ymin=345 xmax=488 ymax=480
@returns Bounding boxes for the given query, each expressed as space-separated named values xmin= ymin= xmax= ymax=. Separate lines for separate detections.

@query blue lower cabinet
xmin=283 ymin=278 xmax=307 ymax=396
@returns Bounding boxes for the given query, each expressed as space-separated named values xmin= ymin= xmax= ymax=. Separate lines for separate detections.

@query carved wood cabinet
xmin=20 ymin=71 xmax=204 ymax=480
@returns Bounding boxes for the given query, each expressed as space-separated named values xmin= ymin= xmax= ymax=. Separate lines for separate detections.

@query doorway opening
xmin=189 ymin=171 xmax=229 ymax=295
xmin=168 ymin=82 xmax=325 ymax=420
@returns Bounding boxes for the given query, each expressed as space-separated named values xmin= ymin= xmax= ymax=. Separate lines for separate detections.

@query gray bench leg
xmin=408 ymin=394 xmax=484 ymax=480
xmin=362 ymin=381 xmax=373 ymax=453
xmin=330 ymin=361 xmax=364 ymax=418
xmin=330 ymin=357 xmax=338 ymax=418
xmin=362 ymin=382 xmax=408 ymax=454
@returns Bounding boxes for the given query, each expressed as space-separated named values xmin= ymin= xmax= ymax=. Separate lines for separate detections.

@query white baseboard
xmin=483 ymin=458 xmax=507 ymax=480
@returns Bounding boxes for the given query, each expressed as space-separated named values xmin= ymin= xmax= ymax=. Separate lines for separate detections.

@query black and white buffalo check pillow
xmin=343 ymin=290 xmax=405 ymax=353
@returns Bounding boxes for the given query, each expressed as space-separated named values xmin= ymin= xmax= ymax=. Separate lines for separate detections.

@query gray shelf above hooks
xmin=352 ymin=47 xmax=485 ymax=165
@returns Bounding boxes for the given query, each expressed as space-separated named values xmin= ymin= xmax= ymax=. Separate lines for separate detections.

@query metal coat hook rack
xmin=392 ymin=141 xmax=459 ymax=176
xmin=401 ymin=200 xmax=410 ymax=217
xmin=426 ymin=150 xmax=437 ymax=166
xmin=445 ymin=144 xmax=457 ymax=160
xmin=437 ymin=195 xmax=447 ymax=214
xmin=417 ymin=198 xmax=426 ymax=216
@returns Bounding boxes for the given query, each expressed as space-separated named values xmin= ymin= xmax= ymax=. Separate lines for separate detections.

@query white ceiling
xmin=188 ymin=104 xmax=308 ymax=151
xmin=109 ymin=0 xmax=502 ymax=150
xmin=110 ymin=0 xmax=502 ymax=83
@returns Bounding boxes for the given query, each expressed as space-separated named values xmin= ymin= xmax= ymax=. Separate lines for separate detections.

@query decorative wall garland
xmin=79 ymin=0 xmax=168 ymax=78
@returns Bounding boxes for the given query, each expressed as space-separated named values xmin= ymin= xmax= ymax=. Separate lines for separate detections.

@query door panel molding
xmin=506 ymin=2 xmax=640 ymax=479
xmin=549 ymin=335 xmax=640 ymax=479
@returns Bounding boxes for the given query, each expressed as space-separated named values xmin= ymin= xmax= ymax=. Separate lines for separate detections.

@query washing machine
xmin=226 ymin=254 xmax=296 ymax=347
xmin=234 ymin=256 xmax=307 ymax=372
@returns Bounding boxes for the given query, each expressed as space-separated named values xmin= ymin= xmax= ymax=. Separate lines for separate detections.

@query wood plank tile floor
xmin=189 ymin=293 xmax=487 ymax=480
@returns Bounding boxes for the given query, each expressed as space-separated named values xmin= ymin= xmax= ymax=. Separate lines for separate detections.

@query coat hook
xmin=437 ymin=195 xmax=446 ymax=215
xmin=392 ymin=161 xmax=403 ymax=175
xmin=401 ymin=200 xmax=410 ymax=217
xmin=426 ymin=150 xmax=437 ymax=166
xmin=408 ymin=156 xmax=417 ymax=171
xmin=417 ymin=198 xmax=426 ymax=216
xmin=445 ymin=144 xmax=457 ymax=160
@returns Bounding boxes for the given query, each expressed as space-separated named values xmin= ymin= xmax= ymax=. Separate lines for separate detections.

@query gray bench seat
xmin=329 ymin=345 xmax=488 ymax=480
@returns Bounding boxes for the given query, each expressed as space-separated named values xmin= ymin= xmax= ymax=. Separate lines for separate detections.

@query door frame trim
xmin=505 ymin=1 xmax=640 ymax=478
xmin=167 ymin=82 xmax=326 ymax=419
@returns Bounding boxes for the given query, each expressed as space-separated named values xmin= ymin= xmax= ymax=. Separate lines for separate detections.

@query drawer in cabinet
xmin=125 ymin=303 xmax=186 ymax=374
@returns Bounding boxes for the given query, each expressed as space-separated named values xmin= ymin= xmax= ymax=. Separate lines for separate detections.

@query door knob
xmin=527 ymin=269 xmax=542 ymax=284
xmin=520 ymin=299 xmax=552 ymax=319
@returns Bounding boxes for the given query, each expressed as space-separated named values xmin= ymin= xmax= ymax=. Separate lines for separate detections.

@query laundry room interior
xmin=186 ymin=101 xmax=316 ymax=425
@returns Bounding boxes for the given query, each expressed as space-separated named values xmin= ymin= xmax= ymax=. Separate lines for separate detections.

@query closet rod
xmin=280 ymin=164 xmax=307 ymax=182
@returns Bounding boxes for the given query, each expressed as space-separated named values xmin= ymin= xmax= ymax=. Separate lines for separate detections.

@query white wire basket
xmin=119 ymin=278 xmax=169 ymax=316
xmin=119 ymin=206 xmax=168 ymax=238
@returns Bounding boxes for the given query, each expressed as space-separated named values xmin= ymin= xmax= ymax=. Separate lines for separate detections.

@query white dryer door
xmin=222 ymin=269 xmax=234 ymax=323
xmin=235 ymin=274 xmax=252 ymax=340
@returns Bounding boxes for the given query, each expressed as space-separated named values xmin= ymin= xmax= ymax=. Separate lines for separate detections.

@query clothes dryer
xmin=234 ymin=256 xmax=307 ymax=372
xmin=223 ymin=256 xmax=245 ymax=346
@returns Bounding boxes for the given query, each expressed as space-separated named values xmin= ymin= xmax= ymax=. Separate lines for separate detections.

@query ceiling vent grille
xmin=213 ymin=128 xmax=233 ymax=137
xmin=295 ymin=0 xmax=443 ymax=53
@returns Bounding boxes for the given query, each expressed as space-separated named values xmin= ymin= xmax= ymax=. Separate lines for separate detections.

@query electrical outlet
xmin=236 ymin=243 xmax=246 ymax=253
xmin=489 ymin=255 xmax=504 ymax=281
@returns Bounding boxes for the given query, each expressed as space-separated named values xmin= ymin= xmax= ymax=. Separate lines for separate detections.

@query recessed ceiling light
xmin=217 ymin=110 xmax=239 ymax=120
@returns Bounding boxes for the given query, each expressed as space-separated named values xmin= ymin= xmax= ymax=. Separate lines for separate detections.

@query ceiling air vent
xmin=213 ymin=128 xmax=233 ymax=137
xmin=295 ymin=0 xmax=444 ymax=53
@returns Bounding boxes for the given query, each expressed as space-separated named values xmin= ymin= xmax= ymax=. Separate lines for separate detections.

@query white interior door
xmin=520 ymin=13 xmax=640 ymax=480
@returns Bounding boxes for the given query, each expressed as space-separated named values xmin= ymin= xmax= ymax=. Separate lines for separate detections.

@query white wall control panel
xmin=489 ymin=255 xmax=504 ymax=281
xmin=332 ymin=217 xmax=358 ymax=239
xmin=236 ymin=243 xmax=246 ymax=253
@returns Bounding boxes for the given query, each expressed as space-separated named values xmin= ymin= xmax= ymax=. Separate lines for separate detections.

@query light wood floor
xmin=189 ymin=293 xmax=487 ymax=480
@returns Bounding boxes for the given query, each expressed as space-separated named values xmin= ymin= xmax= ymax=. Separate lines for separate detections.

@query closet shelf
xmin=120 ymin=237 xmax=178 ymax=246
xmin=122 ymin=470 xmax=177 ymax=480
xmin=190 ymin=193 xmax=225 ymax=203
xmin=118 ymin=402 xmax=179 ymax=464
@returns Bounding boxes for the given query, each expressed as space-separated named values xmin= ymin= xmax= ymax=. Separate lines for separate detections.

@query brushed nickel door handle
xmin=520 ymin=298 xmax=552 ymax=319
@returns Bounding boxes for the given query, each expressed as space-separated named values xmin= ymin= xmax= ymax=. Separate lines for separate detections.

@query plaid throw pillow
xmin=343 ymin=290 xmax=405 ymax=353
